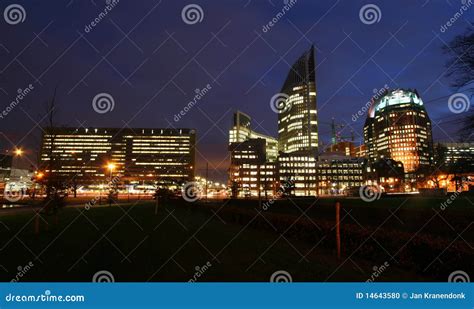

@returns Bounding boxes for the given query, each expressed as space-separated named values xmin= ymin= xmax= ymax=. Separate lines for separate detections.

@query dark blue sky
xmin=0 ymin=0 xmax=472 ymax=181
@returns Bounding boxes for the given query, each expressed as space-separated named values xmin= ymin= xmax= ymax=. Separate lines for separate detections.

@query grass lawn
xmin=212 ymin=195 xmax=474 ymax=242
xmin=0 ymin=200 xmax=427 ymax=282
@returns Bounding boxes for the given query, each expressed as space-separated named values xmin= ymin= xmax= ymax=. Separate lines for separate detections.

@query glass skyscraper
xmin=277 ymin=45 xmax=318 ymax=154
xmin=364 ymin=89 xmax=434 ymax=185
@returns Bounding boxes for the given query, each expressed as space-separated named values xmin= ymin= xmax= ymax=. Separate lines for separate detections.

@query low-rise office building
xmin=39 ymin=127 xmax=196 ymax=187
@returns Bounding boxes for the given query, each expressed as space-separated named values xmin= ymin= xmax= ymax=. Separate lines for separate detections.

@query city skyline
xmin=0 ymin=0 xmax=472 ymax=184
xmin=0 ymin=0 xmax=473 ymax=289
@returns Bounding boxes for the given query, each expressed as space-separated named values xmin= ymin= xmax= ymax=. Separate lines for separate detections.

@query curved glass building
xmin=364 ymin=89 xmax=434 ymax=185
xmin=277 ymin=45 xmax=318 ymax=154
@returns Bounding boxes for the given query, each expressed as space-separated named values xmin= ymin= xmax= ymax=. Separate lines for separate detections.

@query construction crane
xmin=320 ymin=118 xmax=355 ymax=145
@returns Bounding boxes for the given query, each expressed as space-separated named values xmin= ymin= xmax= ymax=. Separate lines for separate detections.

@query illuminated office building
xmin=316 ymin=154 xmax=365 ymax=196
xmin=441 ymin=142 xmax=474 ymax=169
xmin=229 ymin=111 xmax=278 ymax=162
xmin=274 ymin=46 xmax=319 ymax=196
xmin=365 ymin=158 xmax=404 ymax=193
xmin=229 ymin=141 xmax=277 ymax=198
xmin=228 ymin=112 xmax=278 ymax=197
xmin=364 ymin=89 xmax=433 ymax=182
xmin=39 ymin=127 xmax=195 ymax=185
xmin=278 ymin=152 xmax=317 ymax=196
xmin=354 ymin=144 xmax=367 ymax=158
xmin=277 ymin=45 xmax=318 ymax=154
xmin=229 ymin=46 xmax=320 ymax=198
xmin=326 ymin=141 xmax=356 ymax=157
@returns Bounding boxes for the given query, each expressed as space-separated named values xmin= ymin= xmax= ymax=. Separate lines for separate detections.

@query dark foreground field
xmin=0 ymin=195 xmax=472 ymax=282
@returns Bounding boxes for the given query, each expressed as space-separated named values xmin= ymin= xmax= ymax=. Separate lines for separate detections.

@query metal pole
xmin=336 ymin=201 xmax=341 ymax=259
xmin=257 ymin=164 xmax=261 ymax=208
xmin=205 ymin=162 xmax=208 ymax=203
xmin=109 ymin=169 xmax=112 ymax=207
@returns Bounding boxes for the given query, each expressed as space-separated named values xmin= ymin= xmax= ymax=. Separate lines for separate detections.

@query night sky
xmin=0 ymin=0 xmax=472 ymax=182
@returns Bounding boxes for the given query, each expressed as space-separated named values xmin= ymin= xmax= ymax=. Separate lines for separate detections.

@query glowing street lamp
xmin=106 ymin=163 xmax=116 ymax=207
xmin=106 ymin=162 xmax=116 ymax=180
xmin=107 ymin=163 xmax=116 ymax=172
xmin=14 ymin=148 xmax=23 ymax=156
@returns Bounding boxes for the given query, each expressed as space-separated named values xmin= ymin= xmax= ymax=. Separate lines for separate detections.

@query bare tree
xmin=39 ymin=87 xmax=67 ymax=222
xmin=444 ymin=24 xmax=474 ymax=91
xmin=444 ymin=24 xmax=474 ymax=140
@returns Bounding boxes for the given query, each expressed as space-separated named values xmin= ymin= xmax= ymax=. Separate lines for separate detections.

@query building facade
xmin=228 ymin=112 xmax=278 ymax=197
xmin=277 ymin=45 xmax=318 ymax=154
xmin=354 ymin=144 xmax=367 ymax=158
xmin=39 ymin=127 xmax=196 ymax=186
xmin=278 ymin=152 xmax=318 ymax=196
xmin=364 ymin=89 xmax=434 ymax=185
xmin=326 ymin=141 xmax=356 ymax=157
xmin=229 ymin=161 xmax=277 ymax=198
xmin=442 ymin=142 xmax=474 ymax=169
xmin=228 ymin=46 xmax=322 ymax=198
xmin=366 ymin=158 xmax=405 ymax=193
xmin=229 ymin=111 xmax=278 ymax=162
xmin=316 ymin=154 xmax=365 ymax=196
xmin=228 ymin=139 xmax=277 ymax=198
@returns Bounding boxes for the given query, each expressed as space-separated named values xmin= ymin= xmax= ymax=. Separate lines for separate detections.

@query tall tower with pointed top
xmin=277 ymin=45 xmax=318 ymax=154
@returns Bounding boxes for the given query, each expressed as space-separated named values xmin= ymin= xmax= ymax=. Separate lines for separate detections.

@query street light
xmin=107 ymin=163 xmax=116 ymax=172
xmin=107 ymin=163 xmax=116 ymax=181
xmin=14 ymin=148 xmax=23 ymax=156
xmin=31 ymin=171 xmax=44 ymax=200
xmin=106 ymin=162 xmax=116 ymax=207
